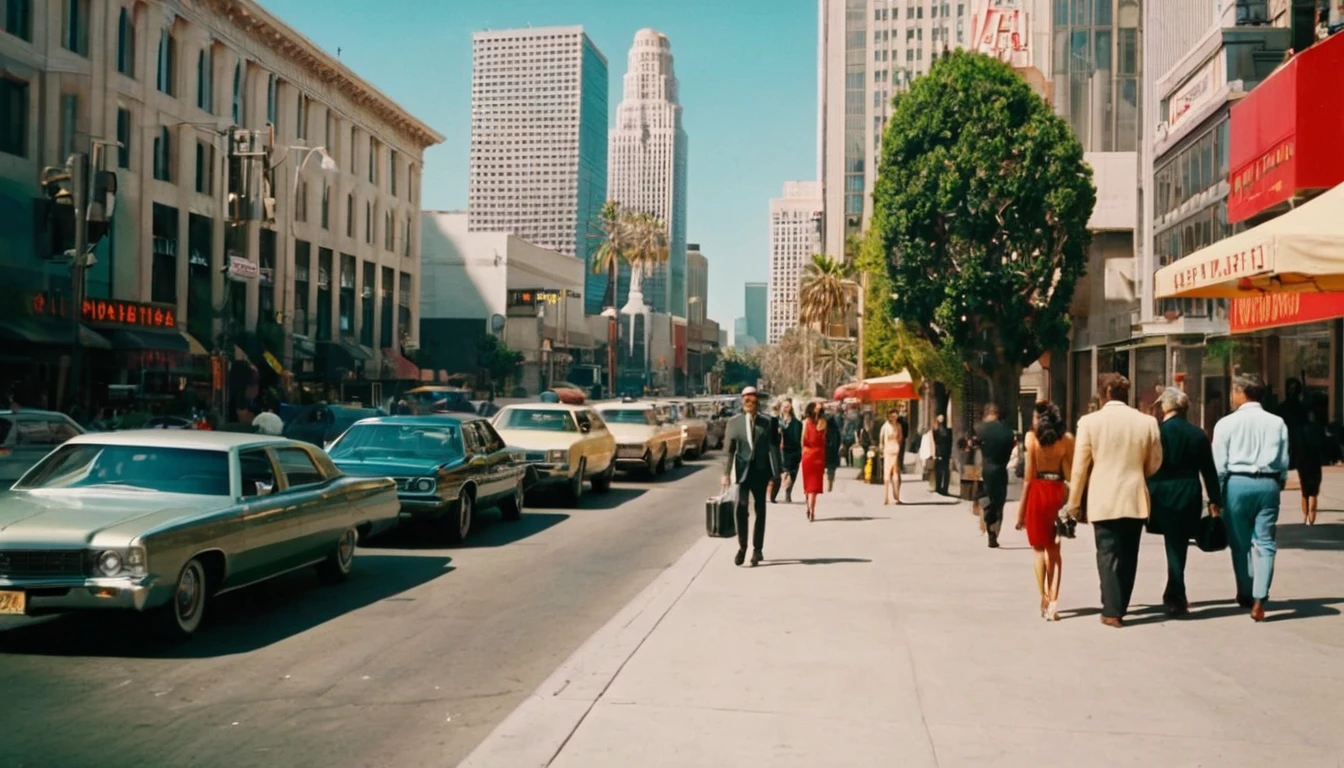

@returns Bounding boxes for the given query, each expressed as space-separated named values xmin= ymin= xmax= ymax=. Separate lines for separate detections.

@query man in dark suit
xmin=722 ymin=387 xmax=784 ymax=566
xmin=975 ymin=404 xmax=1015 ymax=549
xmin=824 ymin=406 xmax=842 ymax=492
xmin=932 ymin=414 xmax=953 ymax=495
xmin=1148 ymin=387 xmax=1221 ymax=616
xmin=773 ymin=398 xmax=803 ymax=503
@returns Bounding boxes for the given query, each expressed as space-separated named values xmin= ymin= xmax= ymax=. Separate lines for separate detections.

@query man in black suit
xmin=824 ymin=406 xmax=842 ymax=492
xmin=773 ymin=398 xmax=803 ymax=503
xmin=722 ymin=387 xmax=784 ymax=566
xmin=975 ymin=404 xmax=1015 ymax=549
xmin=1148 ymin=387 xmax=1222 ymax=615
xmin=932 ymin=415 xmax=953 ymax=495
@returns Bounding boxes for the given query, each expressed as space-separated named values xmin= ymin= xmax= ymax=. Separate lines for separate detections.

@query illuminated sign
xmin=507 ymin=288 xmax=580 ymax=308
xmin=31 ymin=292 xmax=178 ymax=330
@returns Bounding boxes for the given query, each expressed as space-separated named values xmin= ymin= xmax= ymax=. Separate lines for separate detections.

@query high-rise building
xmin=767 ymin=182 xmax=822 ymax=344
xmin=687 ymin=243 xmax=708 ymax=325
xmin=817 ymin=0 xmax=1049 ymax=259
xmin=469 ymin=26 xmax=609 ymax=263
xmin=744 ymin=282 xmax=768 ymax=348
xmin=602 ymin=28 xmax=689 ymax=317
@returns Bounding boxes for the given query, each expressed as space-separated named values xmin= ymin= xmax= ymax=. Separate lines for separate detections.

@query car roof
xmin=595 ymin=401 xmax=654 ymax=410
xmin=354 ymin=415 xmax=481 ymax=427
xmin=65 ymin=430 xmax=293 ymax=451
xmin=405 ymin=386 xmax=470 ymax=394
xmin=0 ymin=409 xmax=74 ymax=419
xmin=497 ymin=403 xmax=584 ymax=412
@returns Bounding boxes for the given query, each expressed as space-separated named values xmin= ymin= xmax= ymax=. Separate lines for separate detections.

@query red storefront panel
xmin=1228 ymin=32 xmax=1344 ymax=223
xmin=1229 ymin=292 xmax=1344 ymax=333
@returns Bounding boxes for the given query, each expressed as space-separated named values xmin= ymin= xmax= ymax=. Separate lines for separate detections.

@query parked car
xmin=0 ymin=409 xmax=85 ymax=484
xmin=492 ymin=404 xmax=616 ymax=504
xmin=282 ymin=403 xmax=386 ymax=448
xmin=144 ymin=415 xmax=197 ymax=430
xmin=657 ymin=401 xmax=710 ymax=458
xmin=0 ymin=431 xmax=399 ymax=639
xmin=592 ymin=401 xmax=684 ymax=477
xmin=403 ymin=386 xmax=475 ymax=414
xmin=688 ymin=399 xmax=728 ymax=449
xmin=326 ymin=415 xmax=528 ymax=544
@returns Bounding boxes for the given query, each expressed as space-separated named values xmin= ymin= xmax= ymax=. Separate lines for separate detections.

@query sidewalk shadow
xmin=757 ymin=557 xmax=873 ymax=567
xmin=815 ymin=516 xmax=890 ymax=522
xmin=1277 ymin=522 xmax=1344 ymax=551
xmin=1124 ymin=596 xmax=1344 ymax=625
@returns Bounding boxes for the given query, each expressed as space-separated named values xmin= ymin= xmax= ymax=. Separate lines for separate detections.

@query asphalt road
xmin=0 ymin=458 xmax=722 ymax=768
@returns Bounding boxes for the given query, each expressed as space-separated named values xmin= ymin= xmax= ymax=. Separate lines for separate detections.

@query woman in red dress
xmin=800 ymin=401 xmax=828 ymax=522
xmin=1015 ymin=401 xmax=1073 ymax=621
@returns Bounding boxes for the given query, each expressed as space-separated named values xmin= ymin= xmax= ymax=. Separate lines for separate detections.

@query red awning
xmin=382 ymin=348 xmax=420 ymax=380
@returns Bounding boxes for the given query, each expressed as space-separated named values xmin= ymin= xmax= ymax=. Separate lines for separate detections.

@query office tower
xmin=744 ymin=282 xmax=768 ymax=348
xmin=767 ymin=182 xmax=822 ymax=344
xmin=470 ymin=26 xmax=609 ymax=264
xmin=687 ymin=243 xmax=708 ymax=324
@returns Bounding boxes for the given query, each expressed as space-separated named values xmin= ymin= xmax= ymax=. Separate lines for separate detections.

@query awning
xmin=292 ymin=334 xmax=317 ymax=359
xmin=382 ymin=348 xmax=420 ymax=380
xmin=107 ymin=329 xmax=192 ymax=353
xmin=836 ymin=371 xmax=920 ymax=402
xmin=1154 ymin=183 xmax=1344 ymax=299
xmin=181 ymin=332 xmax=210 ymax=356
xmin=0 ymin=318 xmax=112 ymax=350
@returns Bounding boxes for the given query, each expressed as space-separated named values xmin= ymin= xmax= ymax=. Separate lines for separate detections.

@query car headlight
xmin=94 ymin=546 xmax=147 ymax=578
xmin=546 ymin=449 xmax=568 ymax=465
xmin=97 ymin=550 xmax=122 ymax=576
xmin=413 ymin=477 xmax=436 ymax=494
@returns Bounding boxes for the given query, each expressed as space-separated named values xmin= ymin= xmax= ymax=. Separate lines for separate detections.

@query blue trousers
xmin=1224 ymin=476 xmax=1281 ymax=601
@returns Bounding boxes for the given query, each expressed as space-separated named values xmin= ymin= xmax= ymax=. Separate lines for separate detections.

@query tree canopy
xmin=870 ymin=51 xmax=1095 ymax=410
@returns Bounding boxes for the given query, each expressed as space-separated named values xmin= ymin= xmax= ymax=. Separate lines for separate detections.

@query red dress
xmin=801 ymin=419 xmax=827 ymax=494
xmin=1022 ymin=444 xmax=1069 ymax=548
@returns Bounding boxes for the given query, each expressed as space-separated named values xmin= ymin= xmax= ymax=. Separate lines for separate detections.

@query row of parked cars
xmin=0 ymin=396 xmax=735 ymax=641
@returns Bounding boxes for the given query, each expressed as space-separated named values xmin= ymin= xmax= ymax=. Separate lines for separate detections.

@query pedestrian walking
xmin=800 ymin=401 xmax=828 ymax=521
xmin=824 ymin=405 xmax=842 ymax=492
xmin=1015 ymin=401 xmax=1073 ymax=621
xmin=975 ymin=404 xmax=1015 ymax=547
xmin=880 ymin=410 xmax=905 ymax=505
xmin=896 ymin=408 xmax=911 ymax=476
xmin=1066 ymin=373 xmax=1163 ymax=628
xmin=932 ymin=415 xmax=953 ymax=495
xmin=1297 ymin=399 xmax=1328 ymax=525
xmin=1213 ymin=373 xmax=1290 ymax=622
xmin=253 ymin=399 xmax=284 ymax=436
xmin=721 ymin=387 xmax=784 ymax=567
xmin=840 ymin=408 xmax=859 ymax=468
xmin=773 ymin=398 xmax=803 ymax=503
xmin=1147 ymin=388 xmax=1221 ymax=617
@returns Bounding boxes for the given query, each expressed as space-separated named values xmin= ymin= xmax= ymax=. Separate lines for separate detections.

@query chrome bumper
xmin=528 ymin=463 xmax=573 ymax=486
xmin=0 ymin=574 xmax=166 ymax=614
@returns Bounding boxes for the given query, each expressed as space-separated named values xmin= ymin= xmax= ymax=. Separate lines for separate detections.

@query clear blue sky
xmin=264 ymin=0 xmax=818 ymax=335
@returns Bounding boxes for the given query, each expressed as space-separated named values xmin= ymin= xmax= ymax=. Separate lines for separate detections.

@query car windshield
xmin=498 ymin=409 xmax=576 ymax=432
xmin=14 ymin=444 xmax=232 ymax=495
xmin=328 ymin=423 xmax=464 ymax=461
xmin=599 ymin=409 xmax=653 ymax=425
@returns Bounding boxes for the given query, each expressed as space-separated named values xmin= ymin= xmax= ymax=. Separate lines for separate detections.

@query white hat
xmin=741 ymin=386 xmax=758 ymax=396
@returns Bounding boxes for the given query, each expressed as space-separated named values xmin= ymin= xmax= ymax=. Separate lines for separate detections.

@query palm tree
xmin=590 ymin=200 xmax=632 ymax=310
xmin=625 ymin=212 xmax=670 ymax=298
xmin=799 ymin=254 xmax=853 ymax=391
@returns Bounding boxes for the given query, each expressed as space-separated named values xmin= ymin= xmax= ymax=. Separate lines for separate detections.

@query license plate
xmin=0 ymin=590 xmax=26 ymax=615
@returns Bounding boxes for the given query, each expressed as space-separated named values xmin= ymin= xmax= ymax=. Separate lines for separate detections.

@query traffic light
xmin=86 ymin=170 xmax=117 ymax=245
xmin=40 ymin=163 xmax=77 ymax=258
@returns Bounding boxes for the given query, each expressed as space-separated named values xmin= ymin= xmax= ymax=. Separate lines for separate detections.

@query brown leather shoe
xmin=1250 ymin=600 xmax=1266 ymax=622
xmin=1100 ymin=616 xmax=1124 ymax=628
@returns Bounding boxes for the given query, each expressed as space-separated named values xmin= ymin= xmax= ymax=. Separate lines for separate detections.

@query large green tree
xmin=870 ymin=51 xmax=1095 ymax=424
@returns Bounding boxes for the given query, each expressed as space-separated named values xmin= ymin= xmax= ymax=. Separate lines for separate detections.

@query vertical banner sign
xmin=970 ymin=1 xmax=1032 ymax=69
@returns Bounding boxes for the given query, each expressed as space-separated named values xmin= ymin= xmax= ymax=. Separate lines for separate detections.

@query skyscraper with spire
xmin=595 ymin=28 xmax=689 ymax=318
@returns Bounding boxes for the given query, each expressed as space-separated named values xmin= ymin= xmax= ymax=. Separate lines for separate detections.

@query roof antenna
xmin=337 ymin=47 xmax=342 ymax=58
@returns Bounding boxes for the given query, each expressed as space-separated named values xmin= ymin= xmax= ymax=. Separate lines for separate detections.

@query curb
xmin=456 ymin=533 xmax=722 ymax=767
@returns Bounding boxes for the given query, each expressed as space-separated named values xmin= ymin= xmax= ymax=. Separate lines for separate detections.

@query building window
xmin=151 ymin=203 xmax=179 ymax=305
xmin=5 ymin=0 xmax=32 ymax=41
xmin=365 ymin=201 xmax=373 ymax=244
xmin=296 ymin=93 xmax=308 ymax=140
xmin=153 ymin=126 xmax=172 ymax=182
xmin=346 ymin=193 xmax=355 ymax=237
xmin=266 ymin=74 xmax=278 ymax=129
xmin=348 ymin=125 xmax=356 ymax=172
xmin=156 ymin=28 xmax=176 ymax=95
xmin=116 ymin=108 xmax=131 ymax=168
xmin=194 ymin=141 xmax=215 ymax=194
xmin=368 ymin=139 xmax=378 ymax=185
xmin=403 ymin=215 xmax=412 ymax=257
xmin=295 ymin=180 xmax=308 ymax=223
xmin=231 ymin=62 xmax=244 ymax=124
xmin=389 ymin=150 xmax=398 ymax=197
xmin=384 ymin=209 xmax=394 ymax=251
xmin=59 ymin=94 xmax=77 ymax=160
xmin=196 ymin=48 xmax=213 ymax=113
xmin=0 ymin=77 xmax=28 ymax=158
xmin=320 ymin=183 xmax=330 ymax=229
xmin=117 ymin=7 xmax=135 ymax=76
xmin=63 ymin=0 xmax=89 ymax=56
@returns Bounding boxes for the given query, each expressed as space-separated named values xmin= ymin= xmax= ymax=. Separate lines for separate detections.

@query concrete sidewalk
xmin=461 ymin=466 xmax=1344 ymax=768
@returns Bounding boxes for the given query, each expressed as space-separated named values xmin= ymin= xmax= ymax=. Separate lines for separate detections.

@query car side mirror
xmin=580 ymin=423 xmax=591 ymax=433
xmin=254 ymin=480 xmax=274 ymax=497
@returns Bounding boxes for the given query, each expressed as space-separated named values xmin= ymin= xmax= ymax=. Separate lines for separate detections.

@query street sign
xmin=228 ymin=256 xmax=259 ymax=282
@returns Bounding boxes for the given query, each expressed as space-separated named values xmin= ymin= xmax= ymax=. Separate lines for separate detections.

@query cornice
xmin=189 ymin=0 xmax=444 ymax=150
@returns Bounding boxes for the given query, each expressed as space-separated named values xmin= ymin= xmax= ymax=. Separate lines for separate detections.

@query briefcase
xmin=706 ymin=490 xmax=737 ymax=538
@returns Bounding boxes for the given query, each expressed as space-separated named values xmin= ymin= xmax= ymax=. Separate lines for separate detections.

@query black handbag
xmin=1194 ymin=513 xmax=1228 ymax=553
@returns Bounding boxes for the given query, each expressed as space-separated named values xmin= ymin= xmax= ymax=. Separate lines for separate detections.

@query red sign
xmin=1229 ymin=292 xmax=1344 ymax=333
xmin=1228 ymin=32 xmax=1344 ymax=223
xmin=31 ymin=292 xmax=178 ymax=330
xmin=1166 ymin=244 xmax=1270 ymax=296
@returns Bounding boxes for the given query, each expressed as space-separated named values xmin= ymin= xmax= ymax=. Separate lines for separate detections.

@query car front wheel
xmin=149 ymin=557 xmax=208 ymax=641
xmin=438 ymin=489 xmax=473 ymax=545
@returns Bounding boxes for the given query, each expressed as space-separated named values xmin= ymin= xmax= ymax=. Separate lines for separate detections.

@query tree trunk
xmin=988 ymin=364 xmax=1024 ymax=434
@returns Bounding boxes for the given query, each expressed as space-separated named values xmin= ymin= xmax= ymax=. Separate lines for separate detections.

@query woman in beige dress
xmin=879 ymin=410 xmax=904 ymax=504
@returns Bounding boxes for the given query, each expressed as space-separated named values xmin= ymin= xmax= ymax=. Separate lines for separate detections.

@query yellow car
xmin=593 ymin=401 xmax=685 ymax=477
xmin=657 ymin=401 xmax=710 ymax=459
xmin=492 ymin=404 xmax=616 ymax=505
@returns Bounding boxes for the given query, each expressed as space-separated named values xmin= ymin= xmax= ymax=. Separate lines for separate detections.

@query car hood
xmin=603 ymin=423 xmax=662 ymax=443
xmin=332 ymin=456 xmax=462 ymax=478
xmin=0 ymin=491 xmax=231 ymax=548
xmin=493 ymin=430 xmax=583 ymax=451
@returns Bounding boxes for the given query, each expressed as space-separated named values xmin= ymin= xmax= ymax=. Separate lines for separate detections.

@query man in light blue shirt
xmin=1212 ymin=373 xmax=1290 ymax=622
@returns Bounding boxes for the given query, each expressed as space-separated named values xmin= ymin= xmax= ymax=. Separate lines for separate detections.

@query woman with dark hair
xmin=1015 ymin=400 xmax=1074 ymax=621
xmin=800 ymin=401 xmax=828 ymax=521
xmin=1298 ymin=398 xmax=1328 ymax=525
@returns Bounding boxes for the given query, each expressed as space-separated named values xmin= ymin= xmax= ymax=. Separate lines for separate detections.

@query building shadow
xmin=0 ymin=554 xmax=454 ymax=659
xmin=365 ymin=511 xmax=569 ymax=550
xmin=757 ymin=557 xmax=873 ymax=567
xmin=1277 ymin=522 xmax=1344 ymax=551
xmin=528 ymin=486 xmax=646 ymax=510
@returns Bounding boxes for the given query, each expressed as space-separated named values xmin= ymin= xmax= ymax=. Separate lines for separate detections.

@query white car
xmin=492 ymin=404 xmax=617 ymax=505
xmin=593 ymin=401 xmax=685 ymax=477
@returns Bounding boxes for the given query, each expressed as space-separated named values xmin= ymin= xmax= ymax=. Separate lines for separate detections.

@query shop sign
xmin=1166 ymin=59 xmax=1219 ymax=136
xmin=227 ymin=256 xmax=259 ymax=282
xmin=1229 ymin=291 xmax=1344 ymax=333
xmin=30 ymin=292 xmax=177 ymax=329
xmin=969 ymin=4 xmax=1031 ymax=69
xmin=1167 ymin=244 xmax=1270 ymax=295
xmin=1229 ymin=137 xmax=1296 ymax=223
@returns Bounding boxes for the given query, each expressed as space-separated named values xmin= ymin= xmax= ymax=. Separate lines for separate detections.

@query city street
xmin=0 ymin=461 xmax=721 ymax=768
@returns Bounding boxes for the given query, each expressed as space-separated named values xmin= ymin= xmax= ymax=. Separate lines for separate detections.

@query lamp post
xmin=279 ymin=145 xmax=337 ymax=373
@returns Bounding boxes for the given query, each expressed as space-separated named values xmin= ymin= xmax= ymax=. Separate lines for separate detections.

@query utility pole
xmin=67 ymin=155 xmax=88 ymax=412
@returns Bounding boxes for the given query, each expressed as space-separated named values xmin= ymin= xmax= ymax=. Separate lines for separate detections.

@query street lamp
xmin=278 ymin=145 xmax=337 ymax=370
